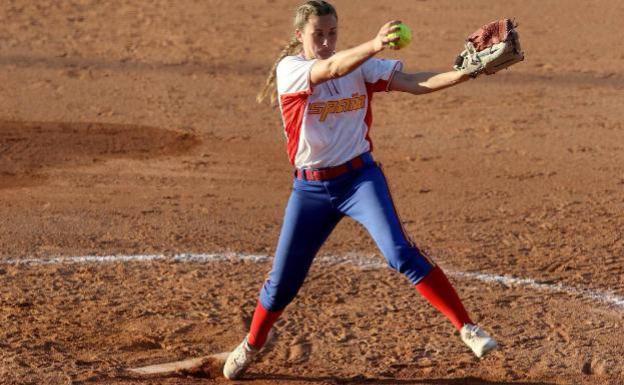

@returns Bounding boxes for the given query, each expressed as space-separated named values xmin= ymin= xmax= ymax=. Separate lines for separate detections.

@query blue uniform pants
xmin=259 ymin=153 xmax=434 ymax=312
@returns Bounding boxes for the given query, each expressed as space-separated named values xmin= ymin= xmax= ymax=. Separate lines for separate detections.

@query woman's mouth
xmin=317 ymin=50 xmax=333 ymax=59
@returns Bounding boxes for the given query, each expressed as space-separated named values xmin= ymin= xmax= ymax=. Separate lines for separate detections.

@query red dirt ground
xmin=1 ymin=1 xmax=623 ymax=384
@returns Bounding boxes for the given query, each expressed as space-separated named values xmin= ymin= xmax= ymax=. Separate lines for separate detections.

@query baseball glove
xmin=453 ymin=19 xmax=524 ymax=78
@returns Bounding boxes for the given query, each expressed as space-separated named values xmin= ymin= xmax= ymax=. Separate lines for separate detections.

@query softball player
xmin=224 ymin=1 xmax=497 ymax=379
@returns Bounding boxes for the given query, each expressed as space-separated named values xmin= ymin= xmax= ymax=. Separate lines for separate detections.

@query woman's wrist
xmin=371 ymin=38 xmax=385 ymax=53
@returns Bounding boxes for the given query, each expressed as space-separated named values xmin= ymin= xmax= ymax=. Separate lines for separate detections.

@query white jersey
xmin=276 ymin=55 xmax=402 ymax=169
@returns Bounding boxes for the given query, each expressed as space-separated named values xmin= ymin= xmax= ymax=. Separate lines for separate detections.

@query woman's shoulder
xmin=278 ymin=54 xmax=313 ymax=67
xmin=276 ymin=55 xmax=316 ymax=77
xmin=276 ymin=55 xmax=317 ymax=94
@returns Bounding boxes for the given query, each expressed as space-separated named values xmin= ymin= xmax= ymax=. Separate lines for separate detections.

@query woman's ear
xmin=295 ymin=29 xmax=303 ymax=43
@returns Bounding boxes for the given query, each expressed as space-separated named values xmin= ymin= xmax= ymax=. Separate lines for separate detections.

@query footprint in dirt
xmin=287 ymin=338 xmax=311 ymax=363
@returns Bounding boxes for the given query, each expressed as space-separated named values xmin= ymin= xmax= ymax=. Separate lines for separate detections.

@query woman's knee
xmin=386 ymin=245 xmax=435 ymax=284
xmin=259 ymin=280 xmax=300 ymax=312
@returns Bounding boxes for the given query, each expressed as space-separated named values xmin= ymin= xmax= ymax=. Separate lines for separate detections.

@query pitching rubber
xmin=126 ymin=352 xmax=229 ymax=378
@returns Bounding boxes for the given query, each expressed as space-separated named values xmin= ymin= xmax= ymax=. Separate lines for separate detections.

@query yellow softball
xmin=388 ymin=23 xmax=412 ymax=49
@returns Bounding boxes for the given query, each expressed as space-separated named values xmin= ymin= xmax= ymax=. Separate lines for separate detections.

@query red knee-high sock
xmin=415 ymin=266 xmax=473 ymax=331
xmin=247 ymin=301 xmax=283 ymax=349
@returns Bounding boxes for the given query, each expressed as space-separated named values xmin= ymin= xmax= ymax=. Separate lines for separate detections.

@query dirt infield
xmin=1 ymin=1 xmax=623 ymax=384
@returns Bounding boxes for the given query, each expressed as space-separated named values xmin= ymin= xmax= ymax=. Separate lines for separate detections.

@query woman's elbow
xmin=402 ymin=81 xmax=433 ymax=95
xmin=326 ymin=61 xmax=344 ymax=79
xmin=417 ymin=82 xmax=435 ymax=94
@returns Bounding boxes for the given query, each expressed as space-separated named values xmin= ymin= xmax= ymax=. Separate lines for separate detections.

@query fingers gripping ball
xmin=388 ymin=23 xmax=412 ymax=49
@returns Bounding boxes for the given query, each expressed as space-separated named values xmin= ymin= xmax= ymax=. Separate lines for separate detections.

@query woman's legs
xmin=338 ymin=165 xmax=472 ymax=330
xmin=251 ymin=183 xmax=343 ymax=348
xmin=224 ymin=183 xmax=342 ymax=379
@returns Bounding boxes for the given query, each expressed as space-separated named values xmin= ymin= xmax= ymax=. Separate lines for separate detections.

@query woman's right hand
xmin=373 ymin=20 xmax=403 ymax=52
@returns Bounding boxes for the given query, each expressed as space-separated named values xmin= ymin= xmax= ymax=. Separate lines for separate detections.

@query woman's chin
xmin=316 ymin=51 xmax=334 ymax=60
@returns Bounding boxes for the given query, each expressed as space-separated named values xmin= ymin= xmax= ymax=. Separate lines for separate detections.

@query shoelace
xmin=233 ymin=350 xmax=249 ymax=365
xmin=233 ymin=342 xmax=255 ymax=366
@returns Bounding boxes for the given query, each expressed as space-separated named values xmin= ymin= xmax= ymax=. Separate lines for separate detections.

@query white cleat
xmin=223 ymin=336 xmax=259 ymax=380
xmin=460 ymin=324 xmax=498 ymax=358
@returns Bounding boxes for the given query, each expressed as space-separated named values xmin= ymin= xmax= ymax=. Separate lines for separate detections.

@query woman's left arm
xmin=389 ymin=70 xmax=473 ymax=95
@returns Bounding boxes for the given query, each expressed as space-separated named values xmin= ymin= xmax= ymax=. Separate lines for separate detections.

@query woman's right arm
xmin=310 ymin=21 xmax=401 ymax=86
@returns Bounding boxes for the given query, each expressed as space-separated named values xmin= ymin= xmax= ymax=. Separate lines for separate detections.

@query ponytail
xmin=256 ymin=37 xmax=302 ymax=106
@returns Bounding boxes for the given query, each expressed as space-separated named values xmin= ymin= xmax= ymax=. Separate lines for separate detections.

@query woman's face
xmin=297 ymin=14 xmax=338 ymax=60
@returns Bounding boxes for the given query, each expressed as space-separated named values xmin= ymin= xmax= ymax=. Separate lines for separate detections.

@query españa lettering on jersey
xmin=276 ymin=55 xmax=402 ymax=168
xmin=308 ymin=93 xmax=367 ymax=122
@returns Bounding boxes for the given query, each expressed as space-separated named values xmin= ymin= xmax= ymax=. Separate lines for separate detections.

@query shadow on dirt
xmin=251 ymin=373 xmax=556 ymax=385
xmin=0 ymin=120 xmax=201 ymax=189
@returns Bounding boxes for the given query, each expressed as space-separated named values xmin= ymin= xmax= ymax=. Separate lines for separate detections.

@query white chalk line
xmin=2 ymin=252 xmax=623 ymax=310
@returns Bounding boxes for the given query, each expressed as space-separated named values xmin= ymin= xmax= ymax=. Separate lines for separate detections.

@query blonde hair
xmin=256 ymin=1 xmax=338 ymax=106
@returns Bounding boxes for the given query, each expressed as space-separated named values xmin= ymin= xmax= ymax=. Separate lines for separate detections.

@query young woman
xmin=224 ymin=1 xmax=497 ymax=379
